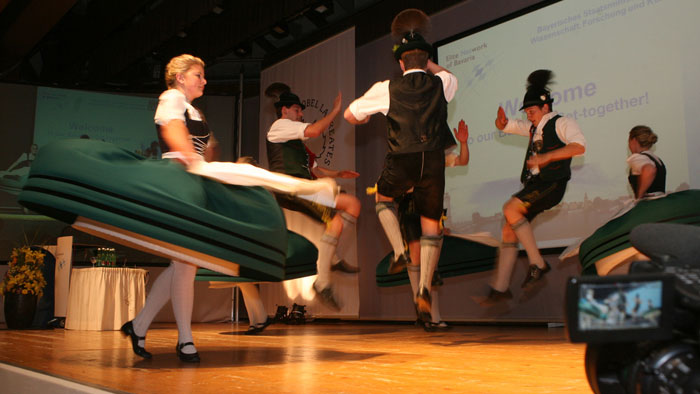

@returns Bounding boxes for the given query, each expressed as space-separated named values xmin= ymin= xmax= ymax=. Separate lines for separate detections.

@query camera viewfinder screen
xmin=578 ymin=281 xmax=662 ymax=331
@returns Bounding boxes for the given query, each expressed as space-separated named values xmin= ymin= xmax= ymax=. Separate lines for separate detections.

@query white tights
xmin=132 ymin=260 xmax=197 ymax=354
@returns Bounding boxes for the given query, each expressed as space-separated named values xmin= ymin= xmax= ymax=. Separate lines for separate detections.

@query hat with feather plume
xmin=264 ymin=82 xmax=305 ymax=110
xmin=520 ymin=70 xmax=555 ymax=110
xmin=391 ymin=9 xmax=433 ymax=61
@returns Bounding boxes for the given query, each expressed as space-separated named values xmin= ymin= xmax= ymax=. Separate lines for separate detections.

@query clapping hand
xmin=454 ymin=119 xmax=468 ymax=142
xmin=495 ymin=106 xmax=508 ymax=130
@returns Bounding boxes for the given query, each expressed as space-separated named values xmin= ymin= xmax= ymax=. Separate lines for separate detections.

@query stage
xmin=0 ymin=321 xmax=589 ymax=393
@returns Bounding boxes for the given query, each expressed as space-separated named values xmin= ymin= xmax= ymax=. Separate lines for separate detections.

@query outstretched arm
xmin=452 ymin=119 xmax=470 ymax=166
xmin=344 ymin=80 xmax=391 ymax=125
xmin=304 ymin=92 xmax=342 ymax=138
xmin=312 ymin=166 xmax=360 ymax=179
xmin=344 ymin=107 xmax=370 ymax=125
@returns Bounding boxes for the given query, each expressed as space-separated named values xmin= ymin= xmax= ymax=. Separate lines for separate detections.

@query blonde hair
xmin=164 ymin=54 xmax=205 ymax=89
xmin=629 ymin=125 xmax=658 ymax=149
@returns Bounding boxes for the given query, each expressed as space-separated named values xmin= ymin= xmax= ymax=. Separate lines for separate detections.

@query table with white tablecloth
xmin=65 ymin=267 xmax=148 ymax=330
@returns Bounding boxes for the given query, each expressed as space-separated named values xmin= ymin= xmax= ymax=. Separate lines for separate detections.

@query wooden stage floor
xmin=0 ymin=321 xmax=590 ymax=393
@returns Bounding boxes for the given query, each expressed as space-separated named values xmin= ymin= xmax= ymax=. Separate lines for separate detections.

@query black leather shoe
xmin=480 ymin=287 xmax=513 ymax=306
xmin=431 ymin=271 xmax=444 ymax=287
xmin=313 ymin=282 xmax=341 ymax=311
xmin=176 ymin=342 xmax=200 ymax=363
xmin=415 ymin=287 xmax=432 ymax=323
xmin=420 ymin=320 xmax=437 ymax=332
xmin=331 ymin=259 xmax=360 ymax=274
xmin=244 ymin=316 xmax=274 ymax=335
xmin=388 ymin=252 xmax=409 ymax=274
xmin=521 ymin=261 xmax=551 ymax=288
xmin=120 ymin=321 xmax=152 ymax=359
xmin=423 ymin=321 xmax=451 ymax=332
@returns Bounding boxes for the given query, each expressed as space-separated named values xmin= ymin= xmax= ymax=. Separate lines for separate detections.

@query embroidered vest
xmin=520 ymin=115 xmax=571 ymax=183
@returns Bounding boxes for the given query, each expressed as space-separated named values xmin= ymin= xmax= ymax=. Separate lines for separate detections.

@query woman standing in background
xmin=627 ymin=125 xmax=666 ymax=199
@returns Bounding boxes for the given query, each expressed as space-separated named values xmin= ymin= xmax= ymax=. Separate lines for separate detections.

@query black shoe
xmin=244 ymin=317 xmax=274 ymax=335
xmin=331 ymin=259 xmax=360 ymax=274
xmin=521 ymin=261 xmax=551 ymax=288
xmin=274 ymin=305 xmax=288 ymax=323
xmin=431 ymin=271 xmax=444 ymax=287
xmin=480 ymin=287 xmax=513 ymax=306
xmin=388 ymin=252 xmax=409 ymax=274
xmin=120 ymin=321 xmax=152 ymax=359
xmin=420 ymin=320 xmax=437 ymax=332
xmin=415 ymin=287 xmax=432 ymax=322
xmin=313 ymin=282 xmax=341 ymax=311
xmin=423 ymin=321 xmax=451 ymax=332
xmin=175 ymin=342 xmax=200 ymax=363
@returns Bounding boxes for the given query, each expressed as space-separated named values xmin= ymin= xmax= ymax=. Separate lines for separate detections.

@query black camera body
xmin=565 ymin=223 xmax=700 ymax=393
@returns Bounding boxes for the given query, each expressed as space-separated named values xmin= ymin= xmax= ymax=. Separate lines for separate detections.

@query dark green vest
xmin=266 ymin=139 xmax=312 ymax=180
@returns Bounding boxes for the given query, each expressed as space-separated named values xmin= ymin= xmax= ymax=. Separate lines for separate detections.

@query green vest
xmin=266 ymin=139 xmax=312 ymax=180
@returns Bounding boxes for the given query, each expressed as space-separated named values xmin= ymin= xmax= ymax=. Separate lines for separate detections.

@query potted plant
xmin=1 ymin=246 xmax=47 ymax=329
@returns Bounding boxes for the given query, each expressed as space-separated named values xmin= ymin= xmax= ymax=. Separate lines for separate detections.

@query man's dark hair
xmin=401 ymin=49 xmax=429 ymax=70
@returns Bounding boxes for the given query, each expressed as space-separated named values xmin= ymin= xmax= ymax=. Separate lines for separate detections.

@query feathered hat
xmin=391 ymin=9 xmax=432 ymax=61
xmin=264 ymin=82 xmax=305 ymax=109
xmin=520 ymin=70 xmax=555 ymax=110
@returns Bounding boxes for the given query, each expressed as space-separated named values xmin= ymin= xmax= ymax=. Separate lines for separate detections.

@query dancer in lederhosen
xmin=345 ymin=9 xmax=458 ymax=321
xmin=265 ymin=83 xmax=362 ymax=311
xmin=486 ymin=70 xmax=585 ymax=303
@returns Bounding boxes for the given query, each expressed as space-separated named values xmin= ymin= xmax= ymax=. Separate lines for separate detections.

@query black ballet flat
xmin=120 ymin=321 xmax=152 ymax=359
xmin=244 ymin=316 xmax=274 ymax=335
xmin=176 ymin=342 xmax=200 ymax=363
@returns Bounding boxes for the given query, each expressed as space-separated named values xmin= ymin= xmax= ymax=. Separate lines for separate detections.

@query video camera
xmin=565 ymin=223 xmax=700 ymax=394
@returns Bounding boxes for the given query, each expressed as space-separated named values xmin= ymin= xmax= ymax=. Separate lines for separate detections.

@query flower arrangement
xmin=0 ymin=246 xmax=47 ymax=298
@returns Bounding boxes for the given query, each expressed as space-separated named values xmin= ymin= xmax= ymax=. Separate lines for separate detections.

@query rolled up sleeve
xmin=348 ymin=80 xmax=390 ymax=121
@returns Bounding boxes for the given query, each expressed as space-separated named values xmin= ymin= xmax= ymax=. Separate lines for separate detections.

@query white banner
xmin=259 ymin=28 xmax=358 ymax=317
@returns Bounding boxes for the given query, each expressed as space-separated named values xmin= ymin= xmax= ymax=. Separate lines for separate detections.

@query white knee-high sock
xmin=376 ymin=202 xmax=405 ymax=259
xmin=407 ymin=264 xmax=420 ymax=299
xmin=171 ymin=261 xmax=197 ymax=354
xmin=238 ymin=283 xmax=266 ymax=326
xmin=511 ymin=219 xmax=545 ymax=268
xmin=418 ymin=235 xmax=443 ymax=293
xmin=332 ymin=211 xmax=357 ymax=265
xmin=133 ymin=263 xmax=175 ymax=347
xmin=315 ymin=233 xmax=338 ymax=289
xmin=491 ymin=243 xmax=519 ymax=292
